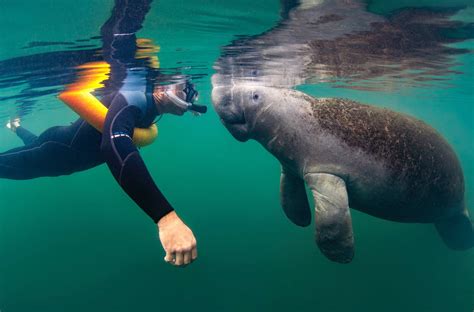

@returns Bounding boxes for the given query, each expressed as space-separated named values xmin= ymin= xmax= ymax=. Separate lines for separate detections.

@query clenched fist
xmin=158 ymin=211 xmax=197 ymax=267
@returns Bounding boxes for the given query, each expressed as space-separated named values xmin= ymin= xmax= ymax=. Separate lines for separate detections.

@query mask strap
xmin=164 ymin=89 xmax=207 ymax=115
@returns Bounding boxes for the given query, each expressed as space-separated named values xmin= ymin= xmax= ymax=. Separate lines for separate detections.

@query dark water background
xmin=0 ymin=0 xmax=473 ymax=311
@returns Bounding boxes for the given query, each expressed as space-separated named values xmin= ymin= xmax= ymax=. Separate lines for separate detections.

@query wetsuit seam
xmin=109 ymin=105 xmax=130 ymax=164
xmin=0 ymin=141 xmax=71 ymax=158
xmin=115 ymin=0 xmax=128 ymax=35
xmin=118 ymin=151 xmax=139 ymax=185
xmin=0 ymin=163 xmax=17 ymax=170
xmin=69 ymin=120 xmax=87 ymax=147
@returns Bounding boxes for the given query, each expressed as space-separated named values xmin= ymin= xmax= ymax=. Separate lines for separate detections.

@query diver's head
xmin=153 ymin=81 xmax=207 ymax=116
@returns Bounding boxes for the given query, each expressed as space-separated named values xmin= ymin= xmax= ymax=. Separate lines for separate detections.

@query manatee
xmin=211 ymin=85 xmax=473 ymax=263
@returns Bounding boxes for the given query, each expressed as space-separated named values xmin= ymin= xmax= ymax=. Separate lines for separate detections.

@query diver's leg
xmin=0 ymin=120 xmax=103 ymax=180
xmin=6 ymin=118 xmax=38 ymax=145
xmin=0 ymin=141 xmax=65 ymax=179
xmin=15 ymin=127 xmax=38 ymax=145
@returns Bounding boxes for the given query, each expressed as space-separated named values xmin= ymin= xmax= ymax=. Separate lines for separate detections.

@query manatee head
xmin=211 ymin=82 xmax=263 ymax=142
xmin=212 ymin=79 xmax=305 ymax=143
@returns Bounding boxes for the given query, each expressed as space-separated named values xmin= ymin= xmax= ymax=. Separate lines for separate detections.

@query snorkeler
xmin=0 ymin=0 xmax=205 ymax=267
xmin=2 ymin=81 xmax=203 ymax=267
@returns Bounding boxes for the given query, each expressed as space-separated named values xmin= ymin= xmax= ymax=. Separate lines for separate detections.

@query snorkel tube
xmin=165 ymin=91 xmax=208 ymax=114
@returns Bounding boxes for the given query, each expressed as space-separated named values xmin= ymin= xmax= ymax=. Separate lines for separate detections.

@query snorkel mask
xmin=164 ymin=82 xmax=207 ymax=115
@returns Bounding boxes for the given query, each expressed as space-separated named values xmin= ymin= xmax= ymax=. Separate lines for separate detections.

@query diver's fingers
xmin=175 ymin=251 xmax=184 ymax=266
xmin=191 ymin=247 xmax=198 ymax=261
xmin=183 ymin=250 xmax=192 ymax=265
xmin=164 ymin=251 xmax=175 ymax=264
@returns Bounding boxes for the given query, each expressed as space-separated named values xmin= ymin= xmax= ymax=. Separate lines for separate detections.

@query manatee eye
xmin=252 ymin=92 xmax=260 ymax=103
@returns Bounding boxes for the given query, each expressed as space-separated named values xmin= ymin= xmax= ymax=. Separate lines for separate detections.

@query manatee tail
xmin=435 ymin=210 xmax=474 ymax=250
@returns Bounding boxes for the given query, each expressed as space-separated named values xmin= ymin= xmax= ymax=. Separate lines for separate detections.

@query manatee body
xmin=212 ymin=85 xmax=473 ymax=263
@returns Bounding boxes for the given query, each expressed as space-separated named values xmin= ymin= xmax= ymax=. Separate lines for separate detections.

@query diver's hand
xmin=158 ymin=211 xmax=197 ymax=267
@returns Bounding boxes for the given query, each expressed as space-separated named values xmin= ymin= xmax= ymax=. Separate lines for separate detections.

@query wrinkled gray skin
xmin=212 ymin=85 xmax=473 ymax=263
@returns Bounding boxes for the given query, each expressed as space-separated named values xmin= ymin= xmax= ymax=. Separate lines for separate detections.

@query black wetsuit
xmin=0 ymin=0 xmax=174 ymax=223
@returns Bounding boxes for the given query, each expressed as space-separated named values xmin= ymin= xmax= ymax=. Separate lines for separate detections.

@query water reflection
xmin=0 ymin=0 xmax=205 ymax=120
xmin=213 ymin=0 xmax=473 ymax=90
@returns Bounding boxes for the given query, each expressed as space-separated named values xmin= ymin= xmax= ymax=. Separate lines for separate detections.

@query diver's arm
xmin=100 ymin=94 xmax=197 ymax=266
xmin=100 ymin=97 xmax=173 ymax=221
xmin=100 ymin=0 xmax=152 ymax=54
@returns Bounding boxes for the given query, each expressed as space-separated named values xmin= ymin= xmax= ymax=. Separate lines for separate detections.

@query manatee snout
xmin=212 ymin=85 xmax=250 ymax=142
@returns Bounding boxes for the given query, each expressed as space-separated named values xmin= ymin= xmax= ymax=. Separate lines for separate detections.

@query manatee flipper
xmin=280 ymin=166 xmax=311 ymax=227
xmin=304 ymin=173 xmax=354 ymax=263
xmin=435 ymin=210 xmax=474 ymax=250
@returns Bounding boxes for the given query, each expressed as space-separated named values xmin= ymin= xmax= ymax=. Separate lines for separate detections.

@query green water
xmin=0 ymin=1 xmax=473 ymax=311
